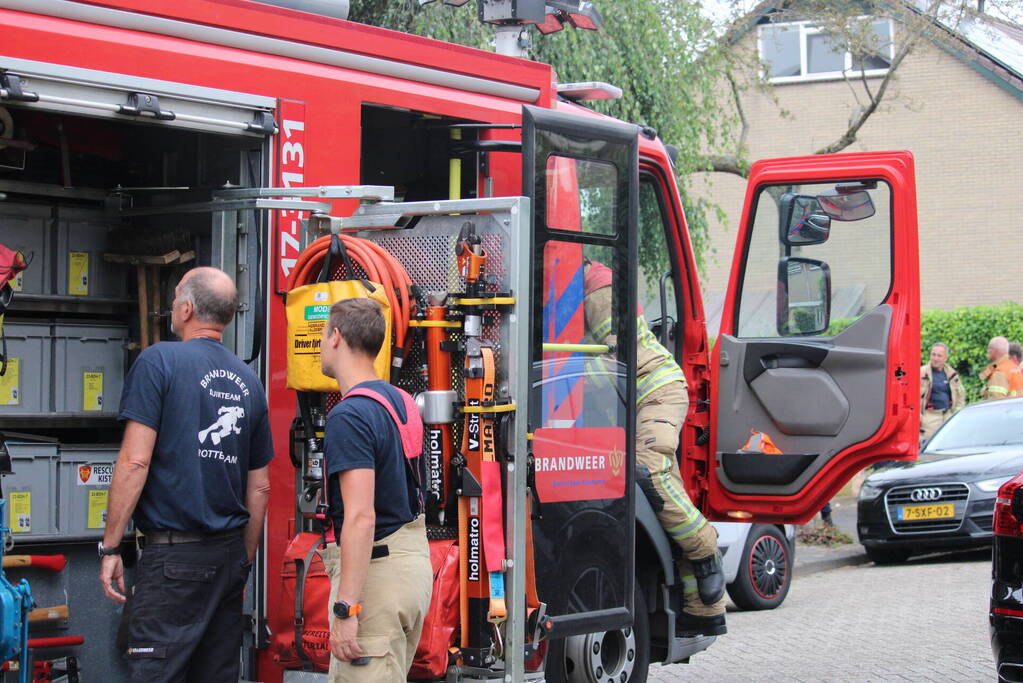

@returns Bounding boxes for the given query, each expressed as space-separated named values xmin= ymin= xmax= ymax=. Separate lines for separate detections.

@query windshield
xmin=926 ymin=402 xmax=1023 ymax=451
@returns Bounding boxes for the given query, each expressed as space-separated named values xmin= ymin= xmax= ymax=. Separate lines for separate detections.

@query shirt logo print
xmin=198 ymin=406 xmax=245 ymax=445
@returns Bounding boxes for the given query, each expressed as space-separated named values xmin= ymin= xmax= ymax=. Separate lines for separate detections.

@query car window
xmin=927 ymin=403 xmax=1023 ymax=450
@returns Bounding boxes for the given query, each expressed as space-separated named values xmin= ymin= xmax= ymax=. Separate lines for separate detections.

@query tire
xmin=864 ymin=545 xmax=911 ymax=565
xmin=727 ymin=524 xmax=792 ymax=611
xmin=545 ymin=576 xmax=650 ymax=683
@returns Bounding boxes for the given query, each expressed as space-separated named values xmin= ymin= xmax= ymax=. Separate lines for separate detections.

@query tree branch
xmin=696 ymin=154 xmax=749 ymax=177
xmin=727 ymin=70 xmax=750 ymax=159
xmin=814 ymin=5 xmax=936 ymax=155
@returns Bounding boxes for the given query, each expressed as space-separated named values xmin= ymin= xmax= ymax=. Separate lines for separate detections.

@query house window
xmin=760 ymin=18 xmax=893 ymax=83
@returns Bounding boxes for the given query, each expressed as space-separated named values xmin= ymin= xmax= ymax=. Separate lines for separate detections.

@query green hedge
xmin=831 ymin=303 xmax=1023 ymax=402
xmin=919 ymin=303 xmax=1023 ymax=403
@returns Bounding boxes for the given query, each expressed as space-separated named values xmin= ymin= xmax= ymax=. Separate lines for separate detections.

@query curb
xmin=793 ymin=549 xmax=870 ymax=577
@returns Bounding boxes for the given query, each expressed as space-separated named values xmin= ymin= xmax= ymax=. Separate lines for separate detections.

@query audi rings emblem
xmin=910 ymin=487 xmax=943 ymax=502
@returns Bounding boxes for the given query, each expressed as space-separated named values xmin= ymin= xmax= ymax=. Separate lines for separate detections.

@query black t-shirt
xmin=929 ymin=368 xmax=952 ymax=411
xmin=325 ymin=380 xmax=417 ymax=542
xmin=118 ymin=338 xmax=274 ymax=532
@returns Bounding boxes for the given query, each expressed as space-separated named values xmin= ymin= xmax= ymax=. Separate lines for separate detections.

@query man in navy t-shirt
xmin=319 ymin=298 xmax=431 ymax=683
xmin=97 ymin=267 xmax=273 ymax=682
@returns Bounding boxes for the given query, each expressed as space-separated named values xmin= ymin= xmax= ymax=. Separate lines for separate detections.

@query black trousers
xmin=123 ymin=533 xmax=251 ymax=682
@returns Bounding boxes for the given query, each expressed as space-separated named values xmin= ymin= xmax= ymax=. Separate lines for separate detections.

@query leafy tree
xmin=708 ymin=0 xmax=1023 ymax=175
xmin=347 ymin=0 xmax=734 ymax=280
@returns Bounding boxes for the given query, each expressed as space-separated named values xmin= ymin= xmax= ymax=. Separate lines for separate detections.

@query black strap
xmin=293 ymin=540 xmax=321 ymax=671
xmin=318 ymin=234 xmax=375 ymax=291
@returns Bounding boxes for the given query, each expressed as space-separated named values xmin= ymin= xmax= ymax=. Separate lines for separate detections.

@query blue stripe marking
xmin=553 ymin=266 xmax=585 ymax=339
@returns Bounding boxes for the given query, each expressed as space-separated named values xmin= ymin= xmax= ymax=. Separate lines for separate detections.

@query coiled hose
xmin=286 ymin=234 xmax=414 ymax=373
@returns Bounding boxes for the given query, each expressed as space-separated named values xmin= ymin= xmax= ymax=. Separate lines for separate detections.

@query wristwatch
xmin=97 ymin=542 xmax=121 ymax=557
xmin=333 ymin=600 xmax=362 ymax=620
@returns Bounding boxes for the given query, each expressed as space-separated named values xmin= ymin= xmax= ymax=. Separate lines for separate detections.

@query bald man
xmin=99 ymin=267 xmax=274 ymax=682
xmin=980 ymin=336 xmax=1023 ymax=401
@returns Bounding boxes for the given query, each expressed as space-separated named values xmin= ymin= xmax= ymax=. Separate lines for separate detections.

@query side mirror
xmin=779 ymin=193 xmax=831 ymax=246
xmin=777 ymin=257 xmax=831 ymax=336
xmin=816 ymin=188 xmax=875 ymax=222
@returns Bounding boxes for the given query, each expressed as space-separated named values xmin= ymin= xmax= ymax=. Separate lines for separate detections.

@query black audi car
xmin=857 ymin=399 xmax=1023 ymax=564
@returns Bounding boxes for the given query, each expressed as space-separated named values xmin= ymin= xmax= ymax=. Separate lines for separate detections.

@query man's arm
xmin=244 ymin=466 xmax=271 ymax=562
xmin=986 ymin=371 xmax=1010 ymax=401
xmin=952 ymin=376 xmax=966 ymax=411
xmin=330 ymin=468 xmax=376 ymax=662
xmin=99 ymin=420 xmax=156 ymax=602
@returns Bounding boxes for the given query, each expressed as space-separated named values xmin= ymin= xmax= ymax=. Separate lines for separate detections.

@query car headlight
xmin=859 ymin=480 xmax=885 ymax=502
xmin=976 ymin=476 xmax=1014 ymax=492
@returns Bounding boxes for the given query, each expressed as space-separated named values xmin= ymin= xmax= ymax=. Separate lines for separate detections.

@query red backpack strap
xmin=343 ymin=387 xmax=423 ymax=460
xmin=341 ymin=387 xmax=425 ymax=515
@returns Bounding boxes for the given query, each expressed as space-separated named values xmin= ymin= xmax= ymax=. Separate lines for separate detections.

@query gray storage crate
xmin=0 ymin=204 xmax=54 ymax=295
xmin=53 ymin=323 xmax=129 ymax=415
xmin=3 ymin=439 xmax=59 ymax=539
xmin=57 ymin=214 xmax=128 ymax=298
xmin=0 ymin=321 xmax=53 ymax=414
xmin=58 ymin=444 xmax=129 ymax=539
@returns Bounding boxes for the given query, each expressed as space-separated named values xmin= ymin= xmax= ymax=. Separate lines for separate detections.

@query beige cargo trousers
xmin=639 ymin=380 xmax=725 ymax=618
xmin=320 ymin=515 xmax=432 ymax=682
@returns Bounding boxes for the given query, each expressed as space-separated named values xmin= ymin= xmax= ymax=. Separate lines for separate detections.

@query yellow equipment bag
xmin=286 ymin=238 xmax=392 ymax=392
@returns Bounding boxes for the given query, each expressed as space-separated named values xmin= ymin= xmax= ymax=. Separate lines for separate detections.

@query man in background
xmin=920 ymin=342 xmax=965 ymax=441
xmin=981 ymin=336 xmax=1023 ymax=400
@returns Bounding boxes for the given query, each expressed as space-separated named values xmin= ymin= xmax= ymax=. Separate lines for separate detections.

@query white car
xmin=712 ymin=522 xmax=796 ymax=610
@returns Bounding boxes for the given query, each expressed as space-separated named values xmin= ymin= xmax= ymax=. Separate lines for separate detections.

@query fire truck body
xmin=0 ymin=2 xmax=920 ymax=681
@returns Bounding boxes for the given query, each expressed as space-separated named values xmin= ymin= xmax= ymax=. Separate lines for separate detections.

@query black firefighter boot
xmin=692 ymin=551 xmax=725 ymax=605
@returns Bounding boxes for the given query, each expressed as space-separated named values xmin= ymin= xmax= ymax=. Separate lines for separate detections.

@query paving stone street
xmin=650 ymin=549 xmax=993 ymax=682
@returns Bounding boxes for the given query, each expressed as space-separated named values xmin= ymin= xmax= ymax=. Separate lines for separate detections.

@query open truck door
xmin=522 ymin=105 xmax=640 ymax=643
xmin=707 ymin=152 xmax=920 ymax=524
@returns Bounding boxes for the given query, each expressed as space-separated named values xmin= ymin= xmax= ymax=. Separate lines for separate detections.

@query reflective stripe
xmin=591 ymin=317 xmax=613 ymax=344
xmin=636 ymin=314 xmax=685 ymax=401
xmin=667 ymin=512 xmax=706 ymax=541
xmin=988 ymin=385 xmax=1009 ymax=395
xmin=638 ymin=365 xmax=687 ymax=403
xmin=588 ymin=314 xmax=686 ymax=403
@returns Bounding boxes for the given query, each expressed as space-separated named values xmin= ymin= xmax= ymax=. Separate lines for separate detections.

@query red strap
xmin=481 ymin=461 xmax=505 ymax=573
xmin=343 ymin=387 xmax=423 ymax=460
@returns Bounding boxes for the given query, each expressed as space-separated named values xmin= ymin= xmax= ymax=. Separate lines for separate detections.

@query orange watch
xmin=333 ymin=600 xmax=362 ymax=619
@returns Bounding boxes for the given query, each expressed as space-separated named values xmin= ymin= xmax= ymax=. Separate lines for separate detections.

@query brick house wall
xmin=695 ymin=21 xmax=1023 ymax=330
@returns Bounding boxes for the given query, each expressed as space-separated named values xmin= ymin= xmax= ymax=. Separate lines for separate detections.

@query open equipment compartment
xmin=0 ymin=56 xmax=274 ymax=681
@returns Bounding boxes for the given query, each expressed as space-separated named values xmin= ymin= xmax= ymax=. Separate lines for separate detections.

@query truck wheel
xmin=545 ymin=578 xmax=650 ymax=683
xmin=726 ymin=524 xmax=792 ymax=611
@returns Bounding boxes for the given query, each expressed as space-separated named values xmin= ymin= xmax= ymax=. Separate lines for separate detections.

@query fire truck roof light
xmin=556 ymin=82 xmax=622 ymax=102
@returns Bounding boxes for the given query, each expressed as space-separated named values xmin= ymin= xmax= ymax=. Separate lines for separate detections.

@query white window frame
xmin=759 ymin=18 xmax=895 ymax=85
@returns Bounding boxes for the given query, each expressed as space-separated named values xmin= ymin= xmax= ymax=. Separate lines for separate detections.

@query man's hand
xmin=99 ymin=555 xmax=127 ymax=603
xmin=329 ymin=614 xmax=362 ymax=662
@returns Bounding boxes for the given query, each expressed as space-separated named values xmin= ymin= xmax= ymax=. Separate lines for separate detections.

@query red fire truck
xmin=0 ymin=1 xmax=920 ymax=681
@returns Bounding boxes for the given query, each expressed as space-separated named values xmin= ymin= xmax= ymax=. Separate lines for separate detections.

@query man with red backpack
xmin=318 ymin=297 xmax=432 ymax=682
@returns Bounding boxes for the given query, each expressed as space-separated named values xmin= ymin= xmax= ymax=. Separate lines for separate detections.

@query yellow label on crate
xmin=0 ymin=358 xmax=19 ymax=406
xmin=9 ymin=492 xmax=31 ymax=533
xmin=68 ymin=251 xmax=89 ymax=296
xmin=88 ymin=490 xmax=109 ymax=529
xmin=83 ymin=371 xmax=104 ymax=411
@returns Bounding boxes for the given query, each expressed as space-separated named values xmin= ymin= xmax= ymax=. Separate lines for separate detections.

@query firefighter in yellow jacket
xmin=583 ymin=261 xmax=725 ymax=636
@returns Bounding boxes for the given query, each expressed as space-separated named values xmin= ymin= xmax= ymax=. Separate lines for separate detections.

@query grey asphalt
xmin=651 ymin=548 xmax=994 ymax=681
